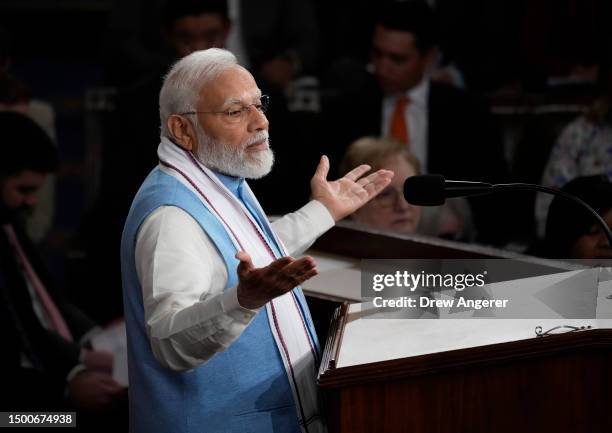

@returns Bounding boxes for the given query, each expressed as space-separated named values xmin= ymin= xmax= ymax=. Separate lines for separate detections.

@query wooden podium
xmin=318 ymin=304 xmax=612 ymax=433
xmin=302 ymin=222 xmax=580 ymax=347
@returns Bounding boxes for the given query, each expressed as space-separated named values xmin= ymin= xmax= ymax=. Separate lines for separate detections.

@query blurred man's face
xmin=167 ymin=13 xmax=229 ymax=57
xmin=371 ymin=25 xmax=432 ymax=95
xmin=0 ymin=170 xmax=46 ymax=214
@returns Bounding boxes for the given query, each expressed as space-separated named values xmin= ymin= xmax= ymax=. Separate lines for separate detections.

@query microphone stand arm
xmin=493 ymin=183 xmax=612 ymax=248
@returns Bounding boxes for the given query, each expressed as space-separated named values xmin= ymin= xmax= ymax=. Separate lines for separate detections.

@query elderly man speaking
xmin=121 ymin=48 xmax=392 ymax=433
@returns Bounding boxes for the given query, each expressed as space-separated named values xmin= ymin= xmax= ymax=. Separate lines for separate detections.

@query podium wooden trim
xmin=318 ymin=305 xmax=612 ymax=433
xmin=311 ymin=221 xmax=575 ymax=262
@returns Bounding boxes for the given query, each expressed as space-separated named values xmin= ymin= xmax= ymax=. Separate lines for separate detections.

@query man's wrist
xmin=235 ymin=285 xmax=264 ymax=310
xmin=311 ymin=198 xmax=340 ymax=222
xmin=222 ymin=286 xmax=259 ymax=321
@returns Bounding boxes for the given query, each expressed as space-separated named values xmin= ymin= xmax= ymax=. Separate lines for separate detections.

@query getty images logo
xmin=372 ymin=270 xmax=487 ymax=292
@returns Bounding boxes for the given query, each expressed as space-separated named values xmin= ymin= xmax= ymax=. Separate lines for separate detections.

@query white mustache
xmin=242 ymin=131 xmax=270 ymax=149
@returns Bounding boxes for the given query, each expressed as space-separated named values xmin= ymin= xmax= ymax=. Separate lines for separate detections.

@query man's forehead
xmin=4 ymin=170 xmax=46 ymax=187
xmin=199 ymin=67 xmax=261 ymax=105
xmin=373 ymin=25 xmax=418 ymax=53
xmin=222 ymin=89 xmax=263 ymax=105
xmin=18 ymin=170 xmax=46 ymax=182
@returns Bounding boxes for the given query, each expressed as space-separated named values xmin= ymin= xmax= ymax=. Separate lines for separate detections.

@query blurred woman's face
xmin=352 ymin=156 xmax=421 ymax=234
xmin=571 ymin=208 xmax=612 ymax=259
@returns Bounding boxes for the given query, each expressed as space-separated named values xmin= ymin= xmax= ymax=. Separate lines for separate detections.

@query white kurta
xmin=135 ymin=200 xmax=335 ymax=371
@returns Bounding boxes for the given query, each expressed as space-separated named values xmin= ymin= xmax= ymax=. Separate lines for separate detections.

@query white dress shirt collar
xmin=406 ymin=77 xmax=429 ymax=108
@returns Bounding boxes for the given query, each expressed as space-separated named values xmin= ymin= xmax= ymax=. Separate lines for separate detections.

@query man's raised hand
xmin=235 ymin=251 xmax=318 ymax=310
xmin=310 ymin=155 xmax=394 ymax=221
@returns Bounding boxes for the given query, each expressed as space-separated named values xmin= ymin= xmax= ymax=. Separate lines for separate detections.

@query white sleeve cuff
xmin=271 ymin=199 xmax=336 ymax=255
xmin=221 ymin=286 xmax=259 ymax=324
xmin=66 ymin=364 xmax=87 ymax=383
xmin=305 ymin=200 xmax=336 ymax=232
xmin=79 ymin=326 xmax=102 ymax=346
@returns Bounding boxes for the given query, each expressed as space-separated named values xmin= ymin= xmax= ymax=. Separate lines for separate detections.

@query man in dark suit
xmin=0 ymin=112 xmax=125 ymax=419
xmin=324 ymin=1 xmax=508 ymax=244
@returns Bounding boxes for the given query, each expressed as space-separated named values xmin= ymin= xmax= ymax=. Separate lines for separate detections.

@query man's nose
xmin=247 ymin=107 xmax=269 ymax=132
xmin=24 ymin=194 xmax=38 ymax=208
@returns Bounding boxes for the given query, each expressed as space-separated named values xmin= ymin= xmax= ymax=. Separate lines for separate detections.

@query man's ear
xmin=167 ymin=115 xmax=196 ymax=151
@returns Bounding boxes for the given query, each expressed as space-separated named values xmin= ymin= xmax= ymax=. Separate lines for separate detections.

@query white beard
xmin=193 ymin=126 xmax=274 ymax=179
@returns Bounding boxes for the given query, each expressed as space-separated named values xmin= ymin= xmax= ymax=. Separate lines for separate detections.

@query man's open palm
xmin=310 ymin=155 xmax=393 ymax=221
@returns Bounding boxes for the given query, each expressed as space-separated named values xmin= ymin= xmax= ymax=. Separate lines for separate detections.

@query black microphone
xmin=403 ymin=174 xmax=493 ymax=206
xmin=403 ymin=174 xmax=612 ymax=247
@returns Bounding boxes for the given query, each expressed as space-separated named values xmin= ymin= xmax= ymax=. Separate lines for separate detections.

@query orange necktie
xmin=389 ymin=95 xmax=410 ymax=146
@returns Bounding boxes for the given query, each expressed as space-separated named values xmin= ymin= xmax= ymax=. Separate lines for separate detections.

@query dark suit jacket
xmin=0 ymin=222 xmax=97 ymax=410
xmin=240 ymin=0 xmax=319 ymax=75
xmin=323 ymin=76 xmax=509 ymax=243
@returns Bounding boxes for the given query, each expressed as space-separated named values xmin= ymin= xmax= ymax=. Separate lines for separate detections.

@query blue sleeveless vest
xmin=120 ymin=167 xmax=319 ymax=433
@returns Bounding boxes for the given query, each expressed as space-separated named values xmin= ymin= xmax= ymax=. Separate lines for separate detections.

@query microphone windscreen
xmin=403 ymin=174 xmax=446 ymax=206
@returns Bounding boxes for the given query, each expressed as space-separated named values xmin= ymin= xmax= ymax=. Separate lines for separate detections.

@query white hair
xmin=159 ymin=48 xmax=238 ymax=138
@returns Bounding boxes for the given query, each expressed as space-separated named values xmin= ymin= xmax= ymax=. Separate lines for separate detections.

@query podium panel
xmin=306 ymin=223 xmax=612 ymax=431
xmin=318 ymin=305 xmax=612 ymax=433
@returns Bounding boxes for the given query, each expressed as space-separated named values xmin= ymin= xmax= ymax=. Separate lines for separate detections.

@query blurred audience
xmin=539 ymin=175 xmax=612 ymax=259
xmin=226 ymin=0 xmax=318 ymax=90
xmin=0 ymin=112 xmax=126 ymax=425
xmin=0 ymin=51 xmax=57 ymax=244
xmin=324 ymin=1 xmax=507 ymax=244
xmin=105 ymin=0 xmax=318 ymax=90
xmin=79 ymin=0 xmax=235 ymax=324
xmin=163 ymin=0 xmax=230 ymax=59
xmin=0 ymin=70 xmax=28 ymax=112
xmin=104 ymin=0 xmax=230 ymax=87
xmin=535 ymin=90 xmax=612 ymax=238
xmin=340 ymin=136 xmax=472 ymax=239
xmin=518 ymin=0 xmax=609 ymax=93
xmin=0 ymin=2 xmax=608 ymax=348
xmin=103 ymin=0 xmax=232 ymax=192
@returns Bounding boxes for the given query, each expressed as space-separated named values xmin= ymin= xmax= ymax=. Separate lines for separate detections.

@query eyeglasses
xmin=373 ymin=186 xmax=407 ymax=208
xmin=180 ymin=95 xmax=270 ymax=123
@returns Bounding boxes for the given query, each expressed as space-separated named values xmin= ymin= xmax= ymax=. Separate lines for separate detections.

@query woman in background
xmin=536 ymin=89 xmax=612 ymax=238
xmin=543 ymin=175 xmax=612 ymax=259
xmin=340 ymin=137 xmax=472 ymax=240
